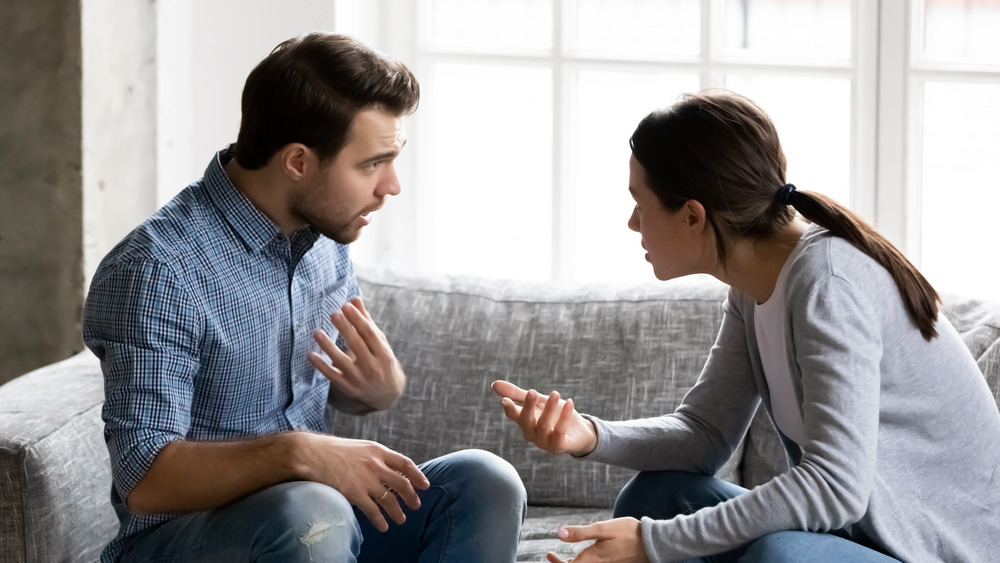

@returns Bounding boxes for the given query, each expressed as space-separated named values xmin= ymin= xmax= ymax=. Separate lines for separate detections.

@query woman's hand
xmin=491 ymin=380 xmax=598 ymax=457
xmin=546 ymin=517 xmax=648 ymax=563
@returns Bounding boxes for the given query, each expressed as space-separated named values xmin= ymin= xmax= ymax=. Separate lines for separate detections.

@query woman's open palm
xmin=491 ymin=380 xmax=598 ymax=457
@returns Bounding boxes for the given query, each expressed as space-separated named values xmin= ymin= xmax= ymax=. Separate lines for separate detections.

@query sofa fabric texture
xmin=1 ymin=267 xmax=997 ymax=562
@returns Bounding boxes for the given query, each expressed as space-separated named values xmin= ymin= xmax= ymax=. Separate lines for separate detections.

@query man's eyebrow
xmin=360 ymin=139 xmax=407 ymax=165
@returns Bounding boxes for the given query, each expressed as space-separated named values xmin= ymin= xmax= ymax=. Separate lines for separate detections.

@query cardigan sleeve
xmin=583 ymin=290 xmax=761 ymax=476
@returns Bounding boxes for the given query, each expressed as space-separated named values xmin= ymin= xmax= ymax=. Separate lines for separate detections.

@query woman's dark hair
xmin=234 ymin=32 xmax=420 ymax=170
xmin=630 ymin=89 xmax=940 ymax=339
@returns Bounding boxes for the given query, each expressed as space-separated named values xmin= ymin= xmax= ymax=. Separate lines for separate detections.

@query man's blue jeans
xmin=614 ymin=471 xmax=900 ymax=563
xmin=119 ymin=449 xmax=526 ymax=562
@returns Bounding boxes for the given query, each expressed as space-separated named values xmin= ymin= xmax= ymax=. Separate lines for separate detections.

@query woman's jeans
xmin=120 ymin=449 xmax=526 ymax=563
xmin=614 ymin=471 xmax=900 ymax=563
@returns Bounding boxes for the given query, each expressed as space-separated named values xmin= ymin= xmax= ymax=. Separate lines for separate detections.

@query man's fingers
xmin=374 ymin=486 xmax=408 ymax=525
xmin=357 ymin=497 xmax=389 ymax=533
xmin=329 ymin=311 xmax=372 ymax=360
xmin=313 ymin=330 xmax=356 ymax=370
xmin=384 ymin=453 xmax=430 ymax=493
xmin=340 ymin=301 xmax=387 ymax=351
xmin=351 ymin=297 xmax=374 ymax=322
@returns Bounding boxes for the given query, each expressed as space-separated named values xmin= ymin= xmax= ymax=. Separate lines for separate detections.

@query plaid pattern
xmin=83 ymin=147 xmax=360 ymax=562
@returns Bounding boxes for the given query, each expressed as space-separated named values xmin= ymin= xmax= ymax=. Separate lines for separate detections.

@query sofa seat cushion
xmin=518 ymin=506 xmax=613 ymax=561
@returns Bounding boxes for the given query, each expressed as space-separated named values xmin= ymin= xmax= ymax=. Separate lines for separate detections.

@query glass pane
xmin=563 ymin=70 xmax=701 ymax=282
xmin=565 ymin=0 xmax=701 ymax=59
xmin=722 ymin=0 xmax=852 ymax=61
xmin=920 ymin=82 xmax=1000 ymax=300
xmin=724 ymin=76 xmax=852 ymax=205
xmin=423 ymin=63 xmax=553 ymax=280
xmin=921 ymin=0 xmax=1000 ymax=64
xmin=421 ymin=0 xmax=552 ymax=52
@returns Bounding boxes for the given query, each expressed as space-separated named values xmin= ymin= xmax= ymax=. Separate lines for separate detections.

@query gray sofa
xmin=2 ymin=267 xmax=998 ymax=562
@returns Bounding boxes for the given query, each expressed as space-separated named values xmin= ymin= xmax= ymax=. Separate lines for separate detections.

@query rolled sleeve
xmin=84 ymin=259 xmax=203 ymax=500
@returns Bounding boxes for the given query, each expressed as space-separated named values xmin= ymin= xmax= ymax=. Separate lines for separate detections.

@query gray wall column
xmin=0 ymin=0 xmax=156 ymax=385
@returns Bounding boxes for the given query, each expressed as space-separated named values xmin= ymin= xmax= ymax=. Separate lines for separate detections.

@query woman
xmin=492 ymin=90 xmax=1000 ymax=562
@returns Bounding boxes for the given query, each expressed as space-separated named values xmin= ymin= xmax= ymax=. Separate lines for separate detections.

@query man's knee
xmin=250 ymin=481 xmax=362 ymax=557
xmin=424 ymin=449 xmax=527 ymax=508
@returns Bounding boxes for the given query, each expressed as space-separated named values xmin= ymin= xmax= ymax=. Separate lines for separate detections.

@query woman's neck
xmin=714 ymin=219 xmax=808 ymax=304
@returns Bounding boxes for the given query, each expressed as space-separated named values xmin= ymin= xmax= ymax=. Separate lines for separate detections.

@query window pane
xmin=563 ymin=70 xmax=700 ymax=282
xmin=722 ymin=0 xmax=852 ymax=61
xmin=723 ymin=76 xmax=852 ymax=205
xmin=920 ymin=82 xmax=1000 ymax=299
xmin=423 ymin=63 xmax=553 ymax=280
xmin=565 ymin=0 xmax=700 ymax=59
xmin=921 ymin=0 xmax=1000 ymax=64
xmin=421 ymin=0 xmax=552 ymax=52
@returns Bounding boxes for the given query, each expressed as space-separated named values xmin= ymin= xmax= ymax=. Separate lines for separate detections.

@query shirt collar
xmin=203 ymin=145 xmax=286 ymax=254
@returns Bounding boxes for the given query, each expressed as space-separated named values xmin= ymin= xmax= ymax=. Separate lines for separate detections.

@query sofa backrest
xmin=333 ymin=268 xmax=738 ymax=508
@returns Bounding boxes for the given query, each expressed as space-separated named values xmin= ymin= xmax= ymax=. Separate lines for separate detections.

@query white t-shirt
xmin=753 ymin=230 xmax=811 ymax=447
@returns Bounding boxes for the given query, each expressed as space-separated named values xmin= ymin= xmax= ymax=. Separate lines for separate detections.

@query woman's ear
xmin=683 ymin=199 xmax=708 ymax=234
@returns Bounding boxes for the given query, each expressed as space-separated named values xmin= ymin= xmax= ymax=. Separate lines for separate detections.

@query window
xmin=904 ymin=0 xmax=1000 ymax=299
xmin=348 ymin=0 xmax=877 ymax=283
xmin=158 ymin=1 xmax=1000 ymax=299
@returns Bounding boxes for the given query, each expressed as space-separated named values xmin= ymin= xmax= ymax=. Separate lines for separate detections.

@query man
xmin=83 ymin=32 xmax=525 ymax=562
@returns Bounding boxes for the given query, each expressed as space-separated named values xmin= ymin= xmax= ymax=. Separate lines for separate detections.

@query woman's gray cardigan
xmin=584 ymin=227 xmax=1000 ymax=562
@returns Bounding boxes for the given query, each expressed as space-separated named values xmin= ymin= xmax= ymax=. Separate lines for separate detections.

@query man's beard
xmin=289 ymin=192 xmax=363 ymax=245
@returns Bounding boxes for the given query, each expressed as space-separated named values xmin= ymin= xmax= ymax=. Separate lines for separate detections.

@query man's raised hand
xmin=310 ymin=298 xmax=405 ymax=413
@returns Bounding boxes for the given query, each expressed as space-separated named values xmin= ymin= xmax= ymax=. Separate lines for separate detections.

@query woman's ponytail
xmin=780 ymin=185 xmax=941 ymax=340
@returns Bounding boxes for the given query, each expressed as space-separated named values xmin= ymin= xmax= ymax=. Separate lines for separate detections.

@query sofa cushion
xmin=943 ymin=292 xmax=1000 ymax=403
xmin=334 ymin=268 xmax=740 ymax=509
xmin=0 ymin=351 xmax=116 ymax=563
xmin=517 ymin=506 xmax=611 ymax=561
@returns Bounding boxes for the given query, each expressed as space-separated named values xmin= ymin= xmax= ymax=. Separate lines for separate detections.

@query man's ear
xmin=276 ymin=143 xmax=316 ymax=182
xmin=684 ymin=199 xmax=708 ymax=234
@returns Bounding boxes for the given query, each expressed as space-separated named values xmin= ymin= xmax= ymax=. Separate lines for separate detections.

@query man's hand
xmin=491 ymin=380 xmax=598 ymax=457
xmin=127 ymin=431 xmax=429 ymax=531
xmin=310 ymin=298 xmax=405 ymax=413
xmin=297 ymin=433 xmax=429 ymax=532
xmin=546 ymin=518 xmax=648 ymax=563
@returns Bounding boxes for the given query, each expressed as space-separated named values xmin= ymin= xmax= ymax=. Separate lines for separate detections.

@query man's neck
xmin=224 ymin=158 xmax=303 ymax=237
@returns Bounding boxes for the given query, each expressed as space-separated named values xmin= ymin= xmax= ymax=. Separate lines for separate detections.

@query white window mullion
xmin=875 ymin=0 xmax=912 ymax=253
xmin=852 ymin=0 xmax=879 ymax=223
xmin=552 ymin=0 xmax=564 ymax=280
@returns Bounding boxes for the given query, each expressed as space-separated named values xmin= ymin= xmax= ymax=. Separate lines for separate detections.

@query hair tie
xmin=775 ymin=183 xmax=796 ymax=205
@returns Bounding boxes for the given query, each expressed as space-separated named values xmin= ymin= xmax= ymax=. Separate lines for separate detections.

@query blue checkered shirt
xmin=83 ymin=147 xmax=361 ymax=562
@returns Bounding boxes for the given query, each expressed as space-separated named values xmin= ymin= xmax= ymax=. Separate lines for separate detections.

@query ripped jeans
xmin=119 ymin=449 xmax=526 ymax=563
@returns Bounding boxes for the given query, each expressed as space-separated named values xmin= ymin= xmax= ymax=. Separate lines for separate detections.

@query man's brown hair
xmin=234 ymin=32 xmax=419 ymax=170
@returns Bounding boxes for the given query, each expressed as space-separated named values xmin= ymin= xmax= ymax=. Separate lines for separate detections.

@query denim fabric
xmin=118 ymin=450 xmax=525 ymax=563
xmin=613 ymin=471 xmax=899 ymax=563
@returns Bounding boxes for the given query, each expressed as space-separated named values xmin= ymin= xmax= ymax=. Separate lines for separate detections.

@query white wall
xmin=156 ymin=0 xmax=338 ymax=203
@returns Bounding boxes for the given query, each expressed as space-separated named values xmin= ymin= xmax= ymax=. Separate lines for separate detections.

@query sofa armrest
xmin=0 ymin=351 xmax=117 ymax=563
